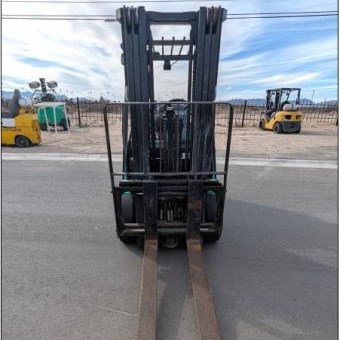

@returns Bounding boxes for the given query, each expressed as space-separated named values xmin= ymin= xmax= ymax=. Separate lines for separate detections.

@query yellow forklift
xmin=259 ymin=88 xmax=303 ymax=133
xmin=2 ymin=91 xmax=41 ymax=147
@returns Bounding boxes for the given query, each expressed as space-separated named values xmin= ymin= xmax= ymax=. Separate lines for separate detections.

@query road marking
xmin=227 ymin=157 xmax=337 ymax=169
xmin=2 ymin=153 xmax=337 ymax=169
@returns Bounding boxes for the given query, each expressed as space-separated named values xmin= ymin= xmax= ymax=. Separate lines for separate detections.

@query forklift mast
xmin=117 ymin=6 xmax=227 ymax=173
xmin=104 ymin=9 xmax=233 ymax=338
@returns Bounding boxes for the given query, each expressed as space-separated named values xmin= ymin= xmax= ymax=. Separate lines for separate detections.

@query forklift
xmin=2 ymin=91 xmax=41 ymax=147
xmin=103 ymin=7 xmax=232 ymax=339
xmin=259 ymin=88 xmax=303 ymax=133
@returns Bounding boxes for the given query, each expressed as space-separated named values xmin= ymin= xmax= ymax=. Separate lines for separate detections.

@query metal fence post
xmin=77 ymin=97 xmax=81 ymax=128
xmin=241 ymin=100 xmax=247 ymax=127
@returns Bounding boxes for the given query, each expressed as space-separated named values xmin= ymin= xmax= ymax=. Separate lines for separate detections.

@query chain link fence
xmin=2 ymin=98 xmax=338 ymax=127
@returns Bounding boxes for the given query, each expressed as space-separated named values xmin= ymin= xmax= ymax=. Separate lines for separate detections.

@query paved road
xmin=2 ymin=152 xmax=337 ymax=169
xmin=2 ymin=160 xmax=337 ymax=340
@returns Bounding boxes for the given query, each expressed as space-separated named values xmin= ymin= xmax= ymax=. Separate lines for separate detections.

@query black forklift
xmin=103 ymin=7 xmax=233 ymax=339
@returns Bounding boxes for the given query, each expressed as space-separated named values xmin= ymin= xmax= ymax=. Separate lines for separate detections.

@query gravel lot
xmin=2 ymin=122 xmax=337 ymax=160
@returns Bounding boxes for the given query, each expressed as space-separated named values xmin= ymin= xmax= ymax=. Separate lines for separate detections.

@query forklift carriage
xmin=103 ymin=6 xmax=233 ymax=248
xmin=103 ymin=101 xmax=233 ymax=246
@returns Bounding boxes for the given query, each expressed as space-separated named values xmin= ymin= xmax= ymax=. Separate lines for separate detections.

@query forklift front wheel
xmin=205 ymin=193 xmax=217 ymax=222
xmin=161 ymin=235 xmax=181 ymax=249
xmin=274 ymin=122 xmax=282 ymax=134
xmin=121 ymin=193 xmax=134 ymax=223
xmin=40 ymin=123 xmax=48 ymax=131
xmin=203 ymin=193 xmax=221 ymax=242
xmin=295 ymin=125 xmax=301 ymax=133
xmin=118 ymin=193 xmax=136 ymax=245
xmin=259 ymin=120 xmax=264 ymax=130
xmin=15 ymin=136 xmax=31 ymax=148
xmin=118 ymin=234 xmax=137 ymax=244
xmin=61 ymin=118 xmax=71 ymax=131
xmin=204 ymin=232 xmax=221 ymax=243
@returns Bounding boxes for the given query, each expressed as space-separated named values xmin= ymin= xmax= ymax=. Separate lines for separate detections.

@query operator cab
xmin=265 ymin=88 xmax=301 ymax=117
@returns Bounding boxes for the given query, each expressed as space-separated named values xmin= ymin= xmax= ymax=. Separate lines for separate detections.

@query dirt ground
xmin=3 ymin=121 xmax=338 ymax=160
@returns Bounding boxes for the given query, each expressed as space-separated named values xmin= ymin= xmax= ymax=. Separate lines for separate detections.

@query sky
xmin=2 ymin=0 xmax=338 ymax=102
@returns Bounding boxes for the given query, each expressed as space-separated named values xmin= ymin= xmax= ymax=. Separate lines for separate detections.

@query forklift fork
xmin=137 ymin=181 xmax=220 ymax=340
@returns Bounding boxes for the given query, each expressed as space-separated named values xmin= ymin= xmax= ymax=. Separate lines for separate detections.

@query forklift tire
xmin=203 ymin=193 xmax=220 ymax=242
xmin=121 ymin=193 xmax=134 ymax=223
xmin=15 ymin=136 xmax=31 ymax=148
xmin=61 ymin=118 xmax=70 ymax=131
xmin=118 ymin=234 xmax=137 ymax=244
xmin=204 ymin=232 xmax=220 ymax=243
xmin=274 ymin=122 xmax=282 ymax=134
xmin=205 ymin=193 xmax=217 ymax=223
xmin=118 ymin=193 xmax=135 ymax=244
xmin=40 ymin=123 xmax=48 ymax=131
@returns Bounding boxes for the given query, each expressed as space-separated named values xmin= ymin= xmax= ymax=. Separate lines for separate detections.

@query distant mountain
xmin=300 ymin=99 xmax=338 ymax=106
xmin=323 ymin=100 xmax=338 ymax=106
xmin=300 ymin=98 xmax=314 ymax=105
xmin=246 ymin=98 xmax=266 ymax=106
xmin=68 ymin=97 xmax=89 ymax=102
xmin=2 ymin=90 xmax=33 ymax=100
xmin=227 ymin=99 xmax=245 ymax=105
xmin=228 ymin=98 xmax=266 ymax=106
xmin=55 ymin=94 xmax=68 ymax=101
xmin=2 ymin=90 xmax=336 ymax=106
xmin=228 ymin=98 xmax=338 ymax=107
xmin=2 ymin=90 xmax=68 ymax=101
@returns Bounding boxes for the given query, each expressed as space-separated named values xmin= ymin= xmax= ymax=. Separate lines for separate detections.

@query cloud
xmin=251 ymin=72 xmax=320 ymax=85
xmin=2 ymin=1 xmax=338 ymax=101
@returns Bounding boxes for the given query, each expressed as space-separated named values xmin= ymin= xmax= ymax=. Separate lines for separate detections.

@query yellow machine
xmin=2 ymin=107 xmax=41 ymax=147
xmin=259 ymin=88 xmax=303 ymax=133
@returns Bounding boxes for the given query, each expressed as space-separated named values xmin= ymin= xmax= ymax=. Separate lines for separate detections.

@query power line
xmin=2 ymin=12 xmax=338 ymax=20
xmin=228 ymin=11 xmax=337 ymax=15
xmin=4 ymin=14 xmax=116 ymax=17
xmin=2 ymin=0 xmax=338 ymax=3
xmin=2 ymin=0 xmax=255 ymax=2
xmin=228 ymin=13 xmax=338 ymax=19
xmin=3 ymin=17 xmax=109 ymax=20
xmin=4 ymin=11 xmax=337 ymax=16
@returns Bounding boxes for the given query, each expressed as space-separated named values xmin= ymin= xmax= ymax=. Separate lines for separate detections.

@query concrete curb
xmin=2 ymin=153 xmax=337 ymax=169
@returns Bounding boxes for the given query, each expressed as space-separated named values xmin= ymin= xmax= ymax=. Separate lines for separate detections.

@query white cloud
xmin=2 ymin=1 xmax=338 ymax=100
xmin=251 ymin=72 xmax=320 ymax=85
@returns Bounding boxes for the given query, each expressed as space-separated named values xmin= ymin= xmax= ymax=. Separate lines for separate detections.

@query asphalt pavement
xmin=2 ymin=160 xmax=338 ymax=340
